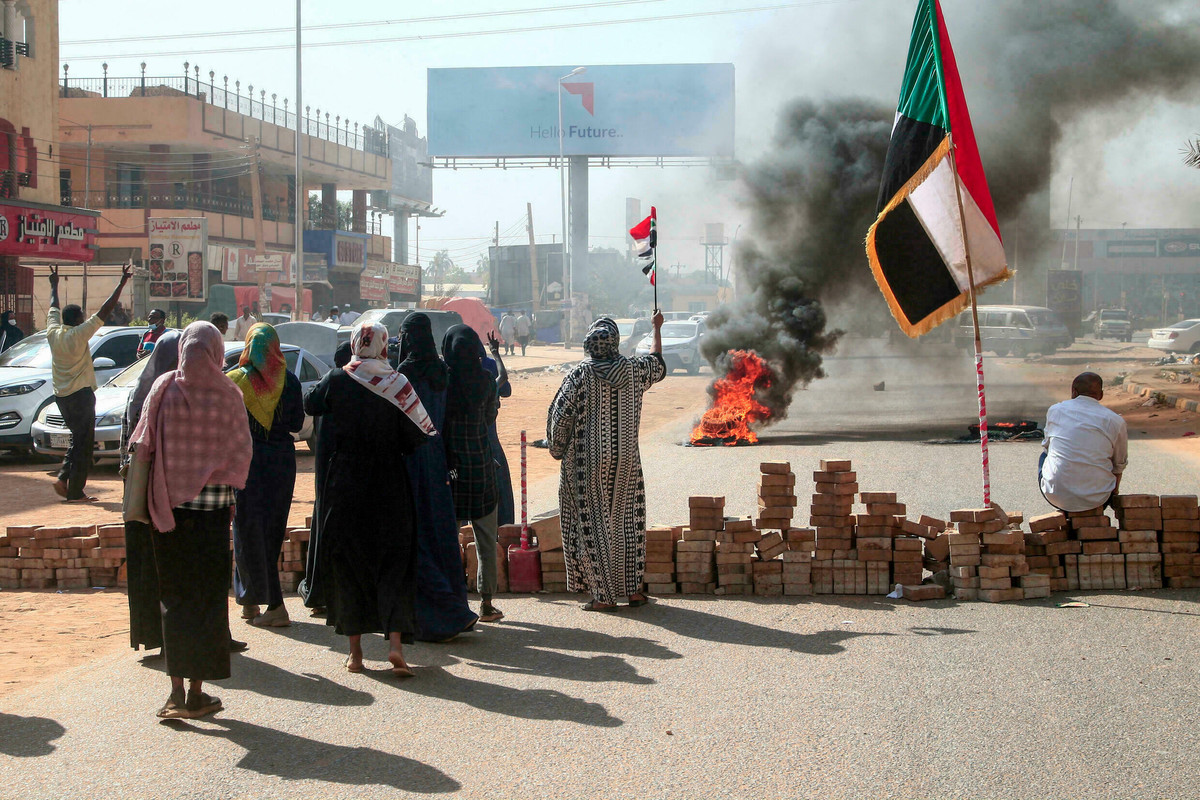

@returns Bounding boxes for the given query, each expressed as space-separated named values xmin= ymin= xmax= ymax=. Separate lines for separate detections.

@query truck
xmin=1093 ymin=308 xmax=1133 ymax=342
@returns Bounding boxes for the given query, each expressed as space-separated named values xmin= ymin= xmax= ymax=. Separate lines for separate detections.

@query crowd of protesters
xmin=14 ymin=266 xmax=668 ymax=720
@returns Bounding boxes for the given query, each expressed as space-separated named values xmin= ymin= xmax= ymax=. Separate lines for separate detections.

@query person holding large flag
xmin=546 ymin=312 xmax=666 ymax=612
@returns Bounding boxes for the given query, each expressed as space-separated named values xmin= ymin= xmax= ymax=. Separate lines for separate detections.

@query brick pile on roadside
xmin=277 ymin=526 xmax=310 ymax=593
xmin=645 ymin=526 xmax=679 ymax=595
xmin=715 ymin=519 xmax=756 ymax=596
xmin=752 ymin=462 xmax=794 ymax=597
xmin=810 ymin=458 xmax=859 ymax=594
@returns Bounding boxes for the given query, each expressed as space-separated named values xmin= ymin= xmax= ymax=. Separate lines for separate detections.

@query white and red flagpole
xmin=949 ymin=135 xmax=992 ymax=507
xmin=520 ymin=429 xmax=530 ymax=550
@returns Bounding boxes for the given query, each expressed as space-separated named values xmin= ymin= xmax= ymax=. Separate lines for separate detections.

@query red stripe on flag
xmin=935 ymin=0 xmax=1001 ymax=239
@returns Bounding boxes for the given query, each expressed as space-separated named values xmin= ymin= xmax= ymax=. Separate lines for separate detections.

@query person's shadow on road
xmin=179 ymin=718 xmax=459 ymax=793
xmin=0 ymin=713 xmax=65 ymax=757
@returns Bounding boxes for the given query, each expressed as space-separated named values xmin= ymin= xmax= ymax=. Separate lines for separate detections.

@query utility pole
xmin=82 ymin=123 xmax=91 ymax=313
xmin=1060 ymin=175 xmax=1073 ymax=269
xmin=293 ymin=0 xmax=304 ymax=320
xmin=527 ymin=202 xmax=539 ymax=311
xmin=1073 ymin=215 xmax=1081 ymax=271
xmin=249 ymin=136 xmax=267 ymax=311
xmin=494 ymin=220 xmax=499 ymax=247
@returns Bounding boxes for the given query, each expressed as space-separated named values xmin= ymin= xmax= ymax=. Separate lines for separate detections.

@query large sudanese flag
xmin=866 ymin=0 xmax=1010 ymax=338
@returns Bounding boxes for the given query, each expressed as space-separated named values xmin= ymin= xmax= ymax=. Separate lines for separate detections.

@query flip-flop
xmin=64 ymin=495 xmax=98 ymax=504
xmin=628 ymin=596 xmax=650 ymax=608
xmin=344 ymin=656 xmax=363 ymax=673
xmin=581 ymin=601 xmax=619 ymax=612
xmin=389 ymin=657 xmax=414 ymax=678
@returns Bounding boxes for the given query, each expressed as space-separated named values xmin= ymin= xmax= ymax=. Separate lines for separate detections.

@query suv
xmin=636 ymin=319 xmax=706 ymax=374
xmin=1093 ymin=309 xmax=1133 ymax=342
xmin=953 ymin=306 xmax=1070 ymax=357
xmin=0 ymin=326 xmax=146 ymax=450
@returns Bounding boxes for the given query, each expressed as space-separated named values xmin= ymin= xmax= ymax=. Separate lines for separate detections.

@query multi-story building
xmin=54 ymin=61 xmax=421 ymax=320
xmin=0 ymin=0 xmax=99 ymax=332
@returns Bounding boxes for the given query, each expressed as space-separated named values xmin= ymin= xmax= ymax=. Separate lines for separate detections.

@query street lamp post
xmin=558 ymin=66 xmax=585 ymax=344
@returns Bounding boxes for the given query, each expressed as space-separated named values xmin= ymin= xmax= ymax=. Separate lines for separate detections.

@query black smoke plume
xmin=700 ymin=99 xmax=892 ymax=421
xmin=702 ymin=0 xmax=1200 ymax=425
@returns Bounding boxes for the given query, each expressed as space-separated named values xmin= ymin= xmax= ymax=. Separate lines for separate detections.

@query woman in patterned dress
xmin=547 ymin=312 xmax=665 ymax=611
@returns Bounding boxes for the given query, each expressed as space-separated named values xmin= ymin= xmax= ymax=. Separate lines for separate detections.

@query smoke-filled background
xmin=700 ymin=0 xmax=1200 ymax=425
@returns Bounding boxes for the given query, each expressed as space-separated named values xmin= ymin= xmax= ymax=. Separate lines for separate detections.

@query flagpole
xmin=652 ymin=241 xmax=658 ymax=313
xmin=948 ymin=133 xmax=992 ymax=507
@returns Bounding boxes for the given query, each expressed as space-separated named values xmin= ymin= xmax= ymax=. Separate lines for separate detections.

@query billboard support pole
xmin=293 ymin=0 xmax=304 ymax=319
xmin=527 ymin=202 xmax=540 ymax=312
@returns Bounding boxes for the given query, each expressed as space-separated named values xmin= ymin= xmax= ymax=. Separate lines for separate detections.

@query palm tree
xmin=1184 ymin=136 xmax=1200 ymax=169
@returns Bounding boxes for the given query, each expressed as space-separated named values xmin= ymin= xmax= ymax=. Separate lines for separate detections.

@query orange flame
xmin=690 ymin=350 xmax=773 ymax=446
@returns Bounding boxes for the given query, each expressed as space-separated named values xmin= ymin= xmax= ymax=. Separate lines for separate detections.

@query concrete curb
xmin=1121 ymin=381 xmax=1200 ymax=413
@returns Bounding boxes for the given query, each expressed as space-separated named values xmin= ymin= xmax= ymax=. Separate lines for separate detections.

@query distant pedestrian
xmin=305 ymin=321 xmax=436 ymax=676
xmin=209 ymin=312 xmax=229 ymax=338
xmin=228 ymin=324 xmax=304 ymax=628
xmin=481 ymin=344 xmax=514 ymax=526
xmin=109 ymin=302 xmax=132 ymax=327
xmin=547 ymin=313 xmax=665 ymax=611
xmin=299 ymin=341 xmax=352 ymax=616
xmin=130 ymin=321 xmax=252 ymax=719
xmin=442 ymin=324 xmax=505 ymax=622
xmin=326 ymin=306 xmax=340 ymax=324
xmin=0 ymin=310 xmax=25 ymax=353
xmin=137 ymin=308 xmax=168 ymax=358
xmin=46 ymin=262 xmax=132 ymax=502
xmin=311 ymin=305 xmax=326 ymax=322
xmin=498 ymin=312 xmax=517 ymax=356
xmin=514 ymin=310 xmax=532 ymax=356
xmin=340 ymin=305 xmax=361 ymax=326
xmin=232 ymin=306 xmax=257 ymax=342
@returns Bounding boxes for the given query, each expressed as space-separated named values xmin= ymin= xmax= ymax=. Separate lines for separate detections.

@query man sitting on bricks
xmin=1039 ymin=371 xmax=1128 ymax=512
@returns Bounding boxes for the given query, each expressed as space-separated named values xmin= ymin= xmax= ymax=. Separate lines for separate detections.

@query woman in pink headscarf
xmin=130 ymin=321 xmax=252 ymax=719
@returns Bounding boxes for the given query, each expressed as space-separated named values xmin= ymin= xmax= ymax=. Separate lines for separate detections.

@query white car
xmin=635 ymin=320 xmax=706 ymax=374
xmin=0 ymin=326 xmax=146 ymax=451
xmin=31 ymin=341 xmax=329 ymax=462
xmin=1148 ymin=319 xmax=1200 ymax=352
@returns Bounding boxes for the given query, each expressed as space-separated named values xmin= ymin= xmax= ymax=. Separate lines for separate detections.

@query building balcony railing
xmin=0 ymin=37 xmax=29 ymax=68
xmin=63 ymin=189 xmax=296 ymax=223
xmin=60 ymin=64 xmax=387 ymax=157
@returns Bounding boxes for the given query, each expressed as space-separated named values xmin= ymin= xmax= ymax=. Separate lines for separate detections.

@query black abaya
xmin=304 ymin=369 xmax=429 ymax=639
xmin=124 ymin=520 xmax=163 ymax=650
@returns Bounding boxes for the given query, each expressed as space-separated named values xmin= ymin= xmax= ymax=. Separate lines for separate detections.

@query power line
xmin=61 ymin=0 xmax=666 ymax=46
xmin=59 ymin=0 xmax=866 ymax=61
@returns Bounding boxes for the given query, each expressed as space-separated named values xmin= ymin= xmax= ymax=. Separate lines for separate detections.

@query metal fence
xmin=60 ymin=69 xmax=387 ymax=157
xmin=61 ymin=188 xmax=296 ymax=222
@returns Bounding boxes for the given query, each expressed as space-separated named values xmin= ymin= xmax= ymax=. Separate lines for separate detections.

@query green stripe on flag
xmin=895 ymin=0 xmax=948 ymax=130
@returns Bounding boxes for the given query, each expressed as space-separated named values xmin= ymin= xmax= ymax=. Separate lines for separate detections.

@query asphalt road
xmin=2 ymin=343 xmax=1199 ymax=799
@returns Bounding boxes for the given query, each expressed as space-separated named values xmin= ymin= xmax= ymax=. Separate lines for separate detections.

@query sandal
xmin=185 ymin=690 xmax=222 ymax=718
xmin=628 ymin=594 xmax=650 ymax=608
xmin=156 ymin=688 xmax=189 ymax=719
xmin=581 ymin=600 xmax=619 ymax=612
xmin=344 ymin=656 xmax=363 ymax=674
xmin=479 ymin=605 xmax=504 ymax=623
xmin=389 ymin=655 xmax=415 ymax=678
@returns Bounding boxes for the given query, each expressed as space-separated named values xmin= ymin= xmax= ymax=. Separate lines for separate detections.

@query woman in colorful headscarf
xmin=547 ymin=312 xmax=665 ymax=611
xmin=227 ymin=323 xmax=304 ymax=628
xmin=305 ymin=321 xmax=434 ymax=676
xmin=397 ymin=314 xmax=478 ymax=642
xmin=442 ymin=324 xmax=507 ymax=623
xmin=130 ymin=321 xmax=252 ymax=719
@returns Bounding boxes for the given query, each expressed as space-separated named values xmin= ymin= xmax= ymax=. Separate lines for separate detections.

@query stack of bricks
xmin=1159 ymin=495 xmax=1199 ymax=588
xmin=782 ymin=527 xmax=815 ymax=595
xmin=953 ymin=508 xmax=1038 ymax=602
xmin=757 ymin=461 xmax=797 ymax=531
xmin=531 ymin=513 xmax=567 ymax=592
xmin=277 ymin=527 xmax=309 ymax=593
xmin=677 ymin=497 xmax=721 ymax=594
xmin=714 ymin=519 xmax=756 ymax=596
xmin=1025 ymin=512 xmax=1076 ymax=591
xmin=753 ymin=526 xmax=787 ymax=597
xmin=0 ymin=524 xmax=127 ymax=591
xmin=645 ymin=526 xmax=679 ymax=595
xmin=95 ymin=524 xmax=127 ymax=588
xmin=857 ymin=492 xmax=903 ymax=594
xmin=809 ymin=458 xmax=857 ymax=595
xmin=1113 ymin=495 xmax=1165 ymax=590
xmin=1067 ymin=507 xmax=1124 ymax=591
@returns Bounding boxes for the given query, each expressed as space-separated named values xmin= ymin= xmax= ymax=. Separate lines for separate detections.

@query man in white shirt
xmin=498 ymin=312 xmax=516 ymax=356
xmin=514 ymin=310 xmax=532 ymax=356
xmin=232 ymin=306 xmax=257 ymax=342
xmin=340 ymin=305 xmax=361 ymax=326
xmin=1039 ymin=372 xmax=1128 ymax=512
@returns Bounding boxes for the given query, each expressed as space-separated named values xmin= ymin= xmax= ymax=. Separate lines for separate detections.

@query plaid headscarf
xmin=584 ymin=317 xmax=621 ymax=362
xmin=227 ymin=322 xmax=287 ymax=432
xmin=344 ymin=321 xmax=436 ymax=435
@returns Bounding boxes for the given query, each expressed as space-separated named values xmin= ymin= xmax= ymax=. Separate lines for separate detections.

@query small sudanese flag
xmin=629 ymin=206 xmax=657 ymax=286
xmin=866 ymin=0 xmax=1009 ymax=338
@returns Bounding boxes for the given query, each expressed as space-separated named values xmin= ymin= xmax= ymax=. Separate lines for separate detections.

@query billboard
xmin=428 ymin=64 xmax=735 ymax=158
xmin=147 ymin=217 xmax=207 ymax=302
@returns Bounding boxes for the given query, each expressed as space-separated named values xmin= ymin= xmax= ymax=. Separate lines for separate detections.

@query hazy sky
xmin=58 ymin=0 xmax=1200 ymax=271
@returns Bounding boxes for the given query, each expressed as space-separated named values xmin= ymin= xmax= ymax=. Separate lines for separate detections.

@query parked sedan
xmin=1147 ymin=319 xmax=1200 ymax=352
xmin=32 ymin=342 xmax=329 ymax=462
xmin=0 ymin=326 xmax=146 ymax=450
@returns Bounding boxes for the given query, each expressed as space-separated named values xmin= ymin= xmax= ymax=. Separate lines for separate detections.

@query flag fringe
xmin=865 ymin=135 xmax=1011 ymax=338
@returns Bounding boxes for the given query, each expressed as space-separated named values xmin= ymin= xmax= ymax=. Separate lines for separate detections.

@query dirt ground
xmin=0 ymin=370 xmax=713 ymax=697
